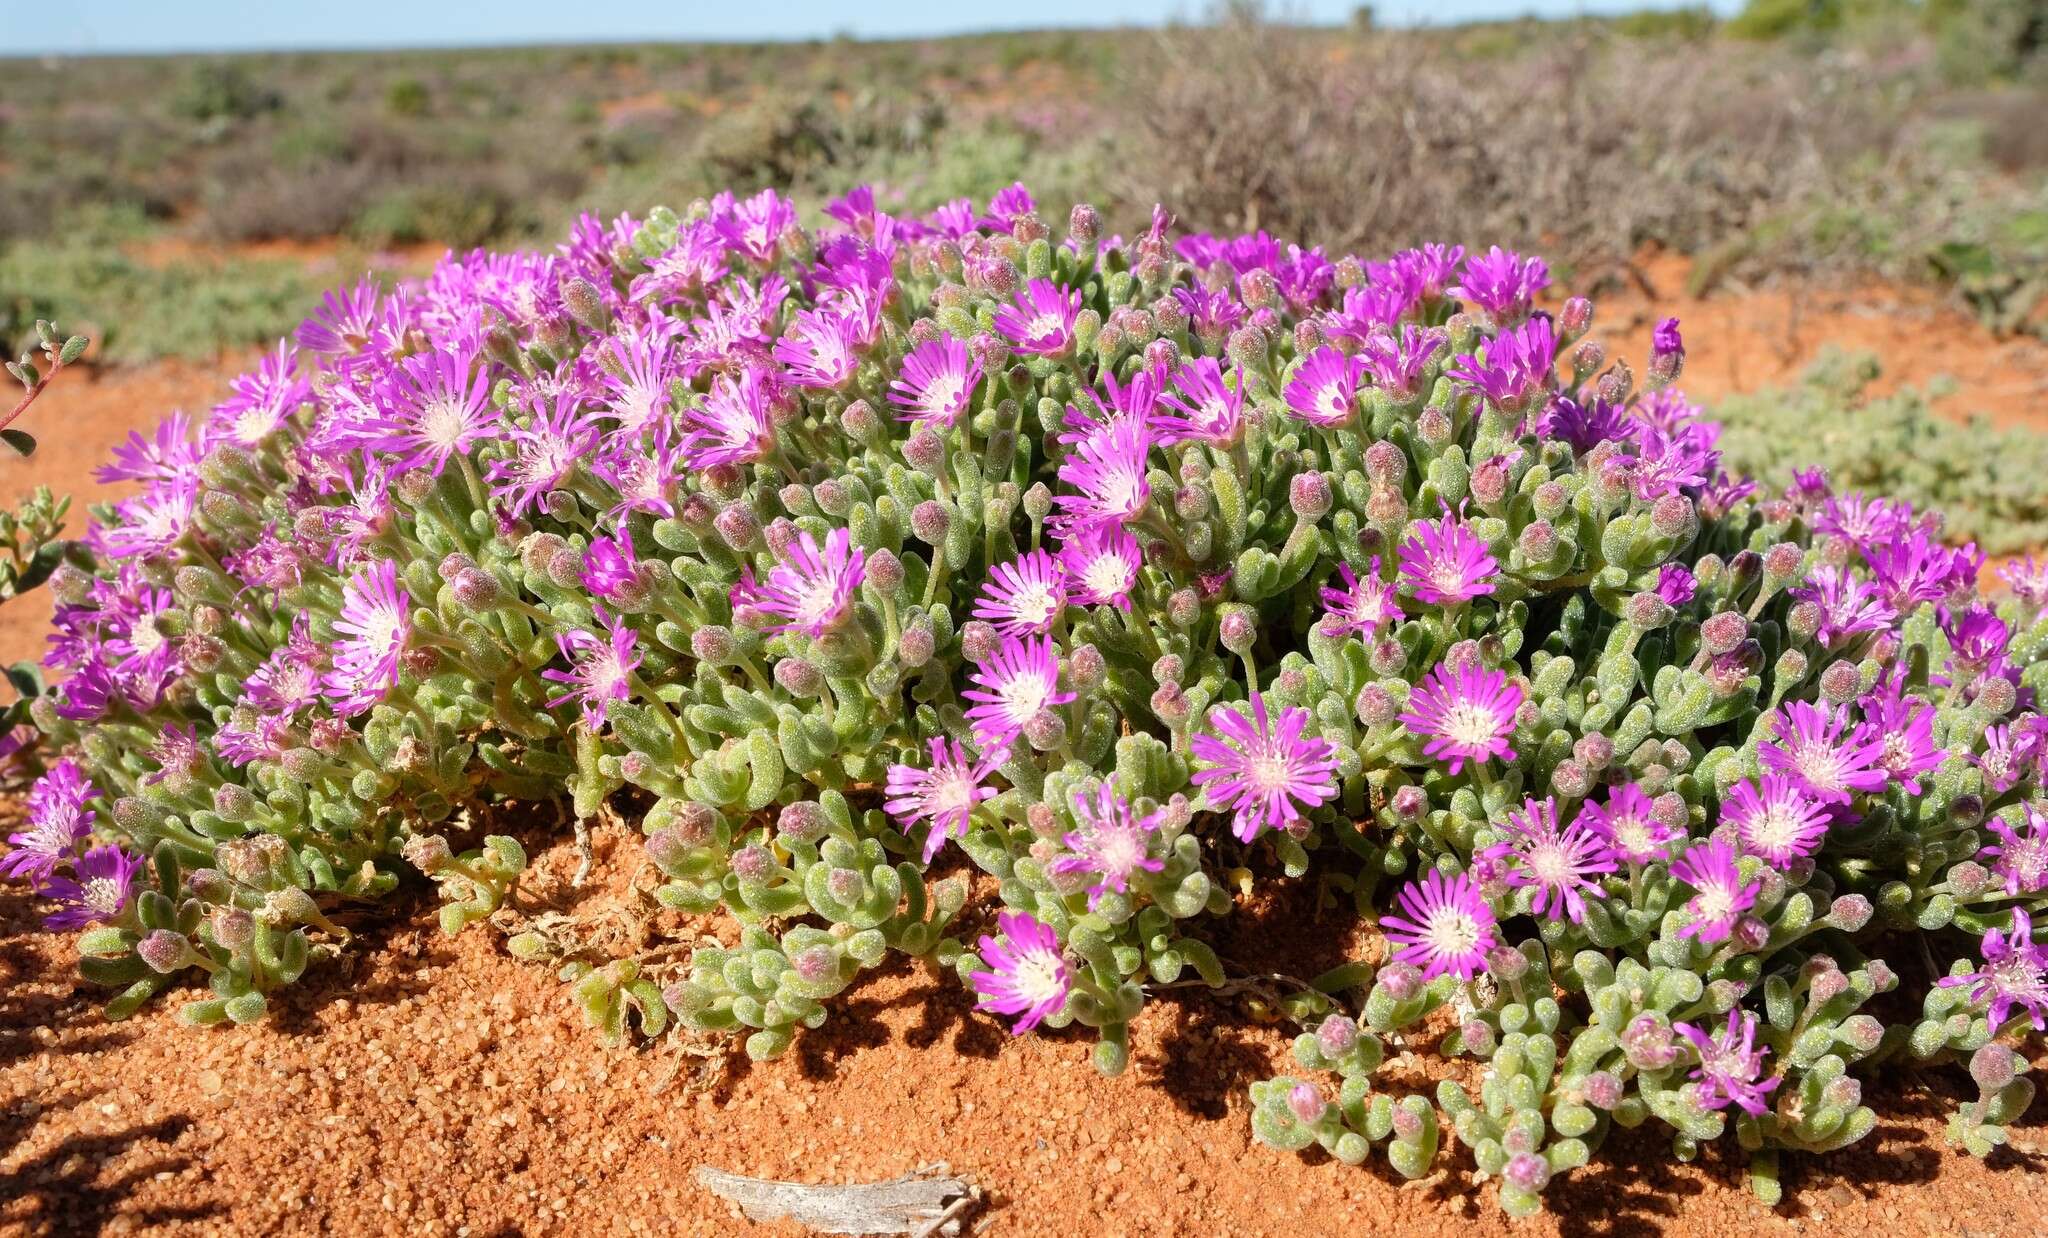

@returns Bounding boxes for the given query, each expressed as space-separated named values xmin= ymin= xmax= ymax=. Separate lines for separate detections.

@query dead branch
xmin=694 ymin=1163 xmax=983 ymax=1236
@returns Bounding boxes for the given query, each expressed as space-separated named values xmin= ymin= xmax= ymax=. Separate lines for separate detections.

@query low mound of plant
xmin=7 ymin=184 xmax=2045 ymax=1216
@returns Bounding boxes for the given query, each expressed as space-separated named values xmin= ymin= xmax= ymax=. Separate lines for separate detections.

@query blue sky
xmin=3 ymin=0 xmax=1736 ymax=54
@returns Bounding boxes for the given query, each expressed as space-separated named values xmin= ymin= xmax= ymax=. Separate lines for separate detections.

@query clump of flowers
xmin=9 ymin=186 xmax=2045 ymax=1215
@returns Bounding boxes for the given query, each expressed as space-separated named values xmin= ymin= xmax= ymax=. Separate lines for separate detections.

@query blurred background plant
xmin=2 ymin=2 xmax=2044 ymax=365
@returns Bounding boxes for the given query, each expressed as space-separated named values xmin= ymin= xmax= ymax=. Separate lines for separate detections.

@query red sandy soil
xmin=1 ymin=265 xmax=2046 ymax=1236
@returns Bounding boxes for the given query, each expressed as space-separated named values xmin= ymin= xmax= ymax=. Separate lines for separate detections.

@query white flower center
xmin=1012 ymin=952 xmax=1067 ymax=1006
xmin=1082 ymin=554 xmax=1132 ymax=599
xmin=922 ymin=374 xmax=965 ymax=417
xmin=419 ymin=396 xmax=470 ymax=448
xmin=1528 ymin=843 xmax=1572 ymax=884
xmin=1442 ymin=701 xmax=1501 ymax=748
xmin=1025 ymin=312 xmax=1065 ymax=340
xmin=1246 ymin=750 xmax=1293 ymax=796
xmin=1009 ymin=583 xmax=1058 ymax=629
xmin=83 ymin=876 xmax=125 ymax=915
xmin=795 ymin=576 xmax=845 ymax=629
xmin=1697 ymin=886 xmax=1735 ymax=922
xmin=1425 ymin=909 xmax=1481 ymax=958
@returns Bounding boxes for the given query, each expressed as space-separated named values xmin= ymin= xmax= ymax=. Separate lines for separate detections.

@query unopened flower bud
xmin=1315 ymin=1013 xmax=1360 ymax=1058
xmin=1773 ymin=647 xmax=1808 ymax=685
xmin=866 ymin=548 xmax=904 ymax=596
xmin=1226 ymin=326 xmax=1267 ymax=373
xmin=1582 ymin=1070 xmax=1623 ymax=1111
xmin=1289 ymin=472 xmax=1332 ymax=519
xmin=1026 ymin=801 xmax=1060 ymax=839
xmin=1974 ymin=675 xmax=2016 ymax=717
xmin=1066 ymin=203 xmax=1100 ymax=246
xmin=1355 ymin=683 xmax=1397 ymax=727
xmin=1818 ymin=660 xmax=1861 ymax=703
xmin=910 ymin=500 xmax=950 ymax=545
xmin=1416 ymin=407 xmax=1452 ymax=446
xmin=840 ymin=398 xmax=882 ymax=442
xmin=1970 ymin=1042 xmax=2020 ymax=1092
xmin=1550 ymin=758 xmax=1591 ymax=799
xmin=776 ymin=801 xmax=826 ymax=846
xmin=1286 ymin=1081 xmax=1325 ymax=1125
xmin=1364 ymin=440 xmax=1406 ymax=486
xmin=1761 ymin=542 xmax=1803 ymax=588
xmin=1559 ymin=296 xmax=1594 ymax=338
xmin=961 ymin=620 xmax=1000 ymax=664
xmin=137 ymin=929 xmax=194 ymax=974
xmin=184 ymin=867 xmax=231 ymax=902
xmin=714 ymin=505 xmax=761 ymax=552
xmin=1595 ymin=358 xmax=1634 ymax=405
xmin=690 ymin=625 xmax=736 ymax=664
xmin=1391 ymin=784 xmax=1426 ymax=821
xmin=1700 ymin=611 xmax=1747 ymax=656
xmin=1376 ymin=961 xmax=1423 ymax=1003
xmin=730 ymin=844 xmax=775 ymax=884
xmin=1165 ymin=588 xmax=1201 ymax=628
xmin=1023 ymin=710 xmax=1067 ymax=752
xmin=897 ymin=625 xmax=935 ymax=668
xmin=1826 ymin=893 xmax=1873 ymax=932
xmin=1649 ymin=494 xmax=1694 ymax=540
xmin=1503 ymin=1152 xmax=1550 ymax=1193
xmin=1069 ymin=644 xmax=1106 ymax=690
xmin=1532 ymin=481 xmax=1568 ymax=521
xmin=1458 ymin=1017 xmax=1497 ymax=1057
xmin=1368 ymin=637 xmax=1408 ymax=678
xmin=774 ymin=657 xmax=823 ymax=698
xmin=1623 ymin=1013 xmax=1679 ymax=1071
xmin=1626 ymin=592 xmax=1674 ymax=630
xmin=210 ymin=906 xmax=256 ymax=952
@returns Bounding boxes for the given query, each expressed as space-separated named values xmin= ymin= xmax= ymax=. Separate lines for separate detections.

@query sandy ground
xmin=1 ymin=264 xmax=2046 ymax=1236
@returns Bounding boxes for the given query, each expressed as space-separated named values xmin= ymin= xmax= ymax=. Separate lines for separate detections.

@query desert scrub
xmin=8 ymin=185 xmax=2046 ymax=1217
xmin=1715 ymin=348 xmax=2048 ymax=555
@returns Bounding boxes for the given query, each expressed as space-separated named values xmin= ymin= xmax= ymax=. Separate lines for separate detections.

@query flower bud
xmin=1649 ymin=494 xmax=1695 ymax=540
xmin=1165 ymin=588 xmax=1201 ymax=628
xmin=1625 ymin=592 xmax=1673 ymax=631
xmin=1458 ymin=1017 xmax=1497 ymax=1057
xmin=910 ymin=500 xmax=950 ymax=545
xmin=1022 ymin=482 xmax=1054 ymax=521
xmin=1416 ymin=407 xmax=1452 ymax=446
xmin=1026 ymin=801 xmax=1060 ymax=838
xmin=1573 ymin=732 xmax=1612 ymax=771
xmin=1315 ymin=1013 xmax=1360 ymax=1058
xmin=1825 ymin=893 xmax=1872 ymax=932
xmin=181 ymin=633 xmax=225 ymax=673
xmin=137 ymin=929 xmax=195 ymax=974
xmin=1067 ymin=203 xmax=1100 ymax=246
xmin=1581 ymin=1070 xmax=1623 ymax=1111
xmin=730 ymin=844 xmax=775 ymax=885
xmin=866 ymin=548 xmax=905 ymax=596
xmin=1391 ymin=784 xmax=1426 ymax=821
xmin=1550 ymin=758 xmax=1591 ymax=800
xmin=1647 ymin=316 xmax=1684 ymax=389
xmin=1375 ymin=961 xmax=1423 ymax=1003
xmin=1364 ymin=440 xmax=1407 ymax=486
xmin=212 ymin=782 xmax=256 ymax=823
xmin=1532 ymin=481 xmax=1568 ymax=522
xmin=1559 ymin=296 xmax=1594 ymax=338
xmin=776 ymin=801 xmax=826 ymax=846
xmin=1622 ymin=1013 xmax=1679 ymax=1071
xmin=1226 ymin=326 xmax=1267 ymax=373
xmin=690 ymin=625 xmax=736 ymax=664
xmin=1761 ymin=542 xmax=1804 ymax=589
xmin=1595 ymin=358 xmax=1634 ymax=405
xmin=1285 ymin=1081 xmax=1325 ymax=1125
xmin=961 ymin=620 xmax=1001 ymax=664
xmin=1289 ymin=472 xmax=1332 ymax=520
xmin=1486 ymin=944 xmax=1529 ymax=983
xmin=714 ymin=505 xmax=761 ymax=552
xmin=1069 ymin=644 xmax=1106 ymax=691
xmin=840 ymin=399 xmax=883 ymax=442
xmin=1947 ymin=859 xmax=1990 ymax=896
xmin=1970 ymin=1043 xmax=2020 ymax=1092
xmin=210 ymin=906 xmax=256 ymax=952
xmin=1974 ymin=675 xmax=2016 ymax=717
xmin=1818 ymin=660 xmax=1861 ymax=703
xmin=185 ymin=867 xmax=232 ymax=902
xmin=774 ymin=657 xmax=823 ymax=698
xmin=1219 ymin=606 xmax=1257 ymax=654
xmin=1023 ymin=710 xmax=1067 ymax=752
xmin=897 ymin=625 xmax=935 ymax=668
xmin=1503 ymin=1152 xmax=1551 ymax=1193
xmin=1355 ymin=683 xmax=1397 ymax=727
xmin=1699 ymin=611 xmax=1747 ymax=656
xmin=1368 ymin=637 xmax=1408 ymax=678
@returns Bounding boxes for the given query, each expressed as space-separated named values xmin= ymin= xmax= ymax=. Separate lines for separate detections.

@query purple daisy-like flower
xmin=485 ymin=391 xmax=601 ymax=517
xmin=1757 ymin=700 xmax=1889 ymax=805
xmin=1171 ymin=285 xmax=1246 ymax=340
xmin=1 ymin=759 xmax=97 ymax=889
xmin=208 ymin=340 xmax=311 ymax=449
xmin=592 ymin=423 xmax=682 ymax=521
xmin=1789 ymin=565 xmax=1897 ymax=647
xmin=541 ymin=607 xmax=642 ymax=730
xmin=1943 ymin=603 xmax=2011 ymax=672
xmin=1058 ymin=523 xmax=1143 ymax=611
xmin=733 ymin=527 xmax=866 ymax=639
xmin=1723 ymin=775 xmax=1830 ymax=865
xmin=1650 ymin=316 xmax=1684 ymax=369
xmin=1975 ymin=724 xmax=2028 ymax=794
xmin=1675 ymin=1009 xmax=1780 ymax=1116
xmin=962 ymin=634 xmax=1075 ymax=753
xmin=1189 ymin=692 xmax=1339 ymax=842
xmin=243 ymin=619 xmax=328 ymax=716
xmin=1398 ymin=660 xmax=1522 ymax=775
xmin=972 ymin=550 xmax=1067 ymax=637
xmin=581 ymin=533 xmax=647 ymax=602
xmin=296 ymin=275 xmax=380 ymax=356
xmin=1451 ymin=246 xmax=1550 ymax=321
xmin=40 ymin=843 xmax=144 ymax=932
xmin=97 ymin=409 xmax=202 ymax=487
xmin=371 ymin=344 xmax=498 ymax=474
xmin=1051 ymin=417 xmax=1152 ymax=534
xmin=1939 ymin=908 xmax=2048 ymax=1032
xmin=1049 ymin=782 xmax=1167 ymax=908
xmin=993 ymin=279 xmax=1081 ymax=357
xmin=774 ymin=307 xmax=864 ymax=390
xmin=1480 ymin=797 xmax=1616 ymax=923
xmin=1397 ymin=507 xmax=1498 ymax=605
xmin=717 ymin=187 xmax=797 ymax=262
xmin=884 ymin=737 xmax=1002 ymax=863
xmin=1537 ymin=394 xmax=1631 ymax=454
xmin=324 ymin=559 xmax=412 ymax=717
xmin=599 ymin=321 xmax=680 ymax=437
xmin=1575 ymin=782 xmax=1679 ymax=866
xmin=1153 ymin=357 xmax=1246 ymax=447
xmin=1980 ymin=804 xmax=2048 ymax=897
xmin=1380 ymin=869 xmax=1498 ymax=983
xmin=1867 ymin=531 xmax=1961 ymax=612
xmin=1670 ymin=839 xmax=1759 ymax=944
xmin=1357 ymin=324 xmax=1447 ymax=399
xmin=890 ymin=335 xmax=984 ymax=428
xmin=680 ymin=366 xmax=777 ymax=470
xmin=100 ymin=478 xmax=199 ymax=561
xmin=1447 ymin=313 xmax=1555 ymax=409
xmin=969 ymin=910 xmax=1071 ymax=1034
xmin=1813 ymin=493 xmax=1916 ymax=546
xmin=1860 ymin=685 xmax=1945 ymax=794
xmin=1283 ymin=346 xmax=1365 ymax=428
xmin=1319 ymin=558 xmax=1403 ymax=639
xmin=1997 ymin=554 xmax=2048 ymax=610
xmin=1655 ymin=563 xmax=1698 ymax=608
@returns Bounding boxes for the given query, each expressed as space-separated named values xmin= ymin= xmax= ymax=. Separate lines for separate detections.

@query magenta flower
xmin=1670 ymin=839 xmax=1759 ymax=945
xmin=1980 ymin=804 xmax=2048 ymax=897
xmin=1974 ymin=723 xmax=2028 ymax=794
xmin=1319 ymin=558 xmax=1403 ymax=639
xmin=1575 ymin=783 xmax=1679 ymax=866
xmin=542 ymin=608 xmax=642 ymax=730
xmin=962 ymin=634 xmax=1075 ymax=753
xmin=1357 ymin=325 xmax=1447 ymax=399
xmin=1051 ymin=417 xmax=1152 ymax=534
xmin=1398 ymin=660 xmax=1522 ymax=775
xmin=1049 ymin=782 xmax=1167 ymax=908
xmin=680 ymin=366 xmax=777 ymax=470
xmin=1283 ymin=346 xmax=1365 ymax=428
xmin=972 ymin=551 xmax=1067 ymax=638
xmin=1189 ymin=693 xmax=1339 ymax=842
xmin=732 ymin=527 xmax=866 ymax=639
xmin=1860 ymin=687 xmax=1945 ymax=794
xmin=208 ymin=340 xmax=311 ymax=449
xmin=884 ymin=737 xmax=1003 ymax=863
xmin=1789 ymin=565 xmax=1896 ymax=647
xmin=1867 ymin=531 xmax=1965 ymax=611
xmin=1451 ymin=246 xmax=1550 ymax=321
xmin=1757 ymin=700 xmax=1888 ymax=805
xmin=1723 ymin=775 xmax=1829 ymax=865
xmin=1675 ymin=1009 xmax=1780 ymax=1116
xmin=717 ymin=187 xmax=797 ymax=261
xmin=1655 ymin=563 xmax=1698 ymax=608
xmin=100 ymin=478 xmax=198 ymax=561
xmin=1397 ymin=508 xmax=1498 ymax=605
xmin=890 ymin=335 xmax=984 ymax=428
xmin=1813 ymin=493 xmax=1916 ymax=546
xmin=1171 ymin=286 xmax=1245 ymax=340
xmin=97 ymin=409 xmax=201 ymax=487
xmin=1380 ymin=869 xmax=1498 ymax=983
xmin=1538 ymin=395 xmax=1630 ymax=454
xmin=40 ymin=844 xmax=144 ymax=931
xmin=774 ymin=307 xmax=864 ymax=390
xmin=1154 ymin=356 xmax=1246 ymax=446
xmin=372 ymin=344 xmax=498 ymax=474
xmin=993 ymin=279 xmax=1081 ymax=357
xmin=1059 ymin=523 xmax=1143 ymax=611
xmin=1481 ymin=797 xmax=1615 ymax=923
xmin=969 ymin=911 xmax=1071 ymax=1034
xmin=1447 ymin=314 xmax=1554 ymax=409
xmin=486 ymin=392 xmax=601 ymax=517
xmin=1939 ymin=908 xmax=2048 ymax=1032
xmin=581 ymin=534 xmax=646 ymax=602
xmin=1996 ymin=554 xmax=2048 ymax=610
xmin=296 ymin=275 xmax=380 ymax=355
xmin=1 ymin=759 xmax=96 ymax=889
xmin=324 ymin=559 xmax=412 ymax=716
xmin=598 ymin=322 xmax=679 ymax=437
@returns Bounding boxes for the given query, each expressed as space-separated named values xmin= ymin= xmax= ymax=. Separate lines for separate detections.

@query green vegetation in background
xmin=1715 ymin=348 xmax=2048 ymax=554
